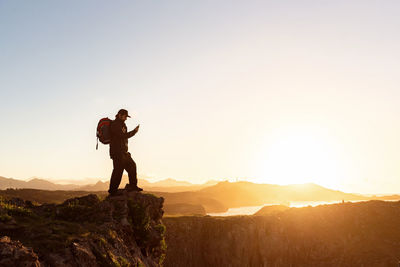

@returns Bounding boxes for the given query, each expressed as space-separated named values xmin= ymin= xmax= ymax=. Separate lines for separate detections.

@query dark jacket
xmin=109 ymin=118 xmax=137 ymax=159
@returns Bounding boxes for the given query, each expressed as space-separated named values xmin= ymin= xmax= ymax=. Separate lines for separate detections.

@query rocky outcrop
xmin=0 ymin=236 xmax=40 ymax=266
xmin=164 ymin=200 xmax=400 ymax=266
xmin=0 ymin=191 xmax=166 ymax=266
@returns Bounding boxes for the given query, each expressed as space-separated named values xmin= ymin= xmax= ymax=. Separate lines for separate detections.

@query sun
xmin=253 ymin=128 xmax=347 ymax=188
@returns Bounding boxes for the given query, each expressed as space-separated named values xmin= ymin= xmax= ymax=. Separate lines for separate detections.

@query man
xmin=109 ymin=109 xmax=143 ymax=195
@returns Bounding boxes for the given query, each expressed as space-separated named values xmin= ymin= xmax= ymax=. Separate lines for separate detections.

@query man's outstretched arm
xmin=111 ymin=123 xmax=138 ymax=139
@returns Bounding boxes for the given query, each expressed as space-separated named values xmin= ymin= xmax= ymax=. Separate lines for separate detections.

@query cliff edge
xmin=0 ymin=191 xmax=166 ymax=266
xmin=164 ymin=200 xmax=400 ymax=266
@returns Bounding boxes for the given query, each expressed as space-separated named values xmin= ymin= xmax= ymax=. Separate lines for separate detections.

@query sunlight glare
xmin=254 ymin=128 xmax=347 ymax=189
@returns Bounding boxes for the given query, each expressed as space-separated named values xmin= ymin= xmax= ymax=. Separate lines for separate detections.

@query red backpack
xmin=96 ymin=117 xmax=112 ymax=150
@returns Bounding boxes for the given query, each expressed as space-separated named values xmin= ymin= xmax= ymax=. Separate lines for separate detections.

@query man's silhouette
xmin=109 ymin=109 xmax=143 ymax=195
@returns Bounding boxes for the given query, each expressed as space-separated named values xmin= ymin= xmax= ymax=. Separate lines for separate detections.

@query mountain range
xmin=0 ymin=175 xmax=219 ymax=192
xmin=2 ymin=176 xmax=400 ymax=216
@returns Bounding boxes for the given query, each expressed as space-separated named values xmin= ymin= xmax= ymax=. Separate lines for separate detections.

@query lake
xmin=207 ymin=200 xmax=362 ymax=216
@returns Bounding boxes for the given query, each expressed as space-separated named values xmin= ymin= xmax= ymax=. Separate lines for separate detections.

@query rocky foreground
xmin=3 ymin=193 xmax=400 ymax=267
xmin=164 ymin=200 xmax=400 ymax=267
xmin=0 ymin=191 xmax=166 ymax=266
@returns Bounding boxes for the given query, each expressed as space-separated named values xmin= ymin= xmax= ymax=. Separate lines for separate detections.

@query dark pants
xmin=109 ymin=152 xmax=137 ymax=193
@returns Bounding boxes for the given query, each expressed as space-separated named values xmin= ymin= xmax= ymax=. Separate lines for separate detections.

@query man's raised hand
xmin=133 ymin=124 xmax=140 ymax=133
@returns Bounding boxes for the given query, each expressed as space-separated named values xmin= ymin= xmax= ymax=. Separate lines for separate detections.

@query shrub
xmin=127 ymin=200 xmax=151 ymax=246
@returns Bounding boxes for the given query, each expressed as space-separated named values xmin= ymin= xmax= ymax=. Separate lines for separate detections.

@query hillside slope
xmin=198 ymin=181 xmax=370 ymax=208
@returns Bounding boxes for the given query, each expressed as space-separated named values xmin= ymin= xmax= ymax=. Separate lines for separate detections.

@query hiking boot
xmin=135 ymin=186 xmax=143 ymax=192
xmin=125 ymin=184 xmax=143 ymax=192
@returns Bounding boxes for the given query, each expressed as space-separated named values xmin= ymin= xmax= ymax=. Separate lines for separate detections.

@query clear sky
xmin=1 ymin=1 xmax=400 ymax=194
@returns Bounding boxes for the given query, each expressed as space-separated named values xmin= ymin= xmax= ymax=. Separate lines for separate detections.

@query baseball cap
xmin=117 ymin=109 xmax=131 ymax=118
